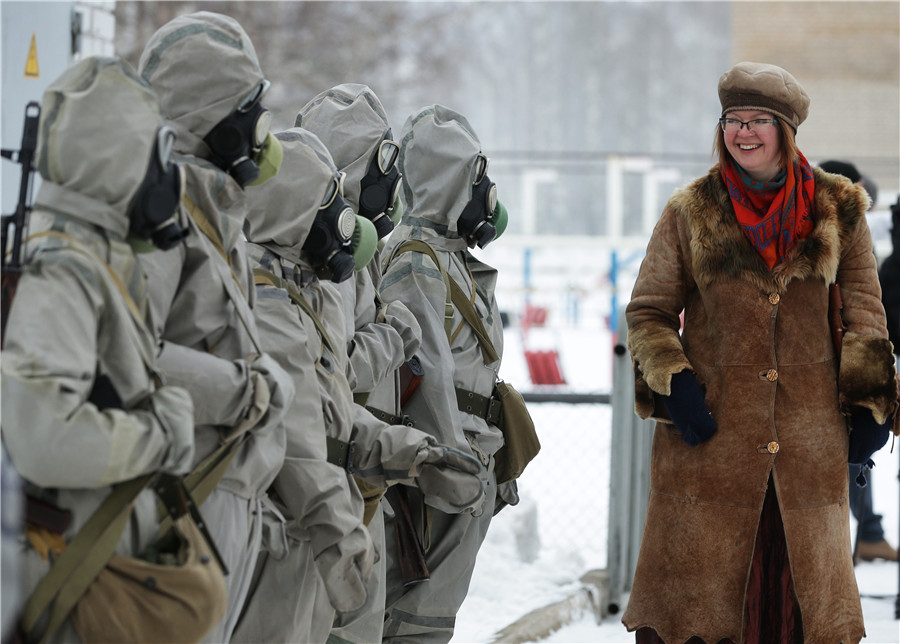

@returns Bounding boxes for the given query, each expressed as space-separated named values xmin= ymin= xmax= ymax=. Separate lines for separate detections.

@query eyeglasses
xmin=473 ymin=153 xmax=490 ymax=185
xmin=719 ymin=117 xmax=778 ymax=133
xmin=376 ymin=138 xmax=400 ymax=175
xmin=320 ymin=171 xmax=347 ymax=210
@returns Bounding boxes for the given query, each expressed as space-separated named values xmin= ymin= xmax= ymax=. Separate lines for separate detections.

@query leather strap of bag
xmin=21 ymin=474 xmax=154 ymax=644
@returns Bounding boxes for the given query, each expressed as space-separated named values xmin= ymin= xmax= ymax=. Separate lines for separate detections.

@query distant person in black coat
xmin=820 ymin=159 xmax=899 ymax=563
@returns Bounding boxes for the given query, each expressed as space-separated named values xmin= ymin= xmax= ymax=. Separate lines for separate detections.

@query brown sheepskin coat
xmin=623 ymin=165 xmax=898 ymax=644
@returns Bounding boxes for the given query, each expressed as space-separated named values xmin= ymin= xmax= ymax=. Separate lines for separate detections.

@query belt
xmin=455 ymin=387 xmax=502 ymax=426
xmin=326 ymin=436 xmax=355 ymax=470
xmin=365 ymin=405 xmax=415 ymax=427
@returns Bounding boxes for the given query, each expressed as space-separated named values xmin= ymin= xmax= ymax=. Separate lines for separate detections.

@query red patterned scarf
xmin=721 ymin=152 xmax=816 ymax=269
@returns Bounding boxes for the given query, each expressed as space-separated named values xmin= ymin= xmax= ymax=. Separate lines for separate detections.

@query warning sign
xmin=25 ymin=32 xmax=39 ymax=78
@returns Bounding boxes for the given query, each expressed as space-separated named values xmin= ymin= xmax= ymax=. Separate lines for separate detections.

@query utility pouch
xmin=492 ymin=380 xmax=540 ymax=485
xmin=71 ymin=514 xmax=228 ymax=644
xmin=21 ymin=475 xmax=227 ymax=644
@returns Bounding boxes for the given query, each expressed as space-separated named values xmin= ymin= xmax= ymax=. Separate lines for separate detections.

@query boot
xmin=856 ymin=539 xmax=898 ymax=563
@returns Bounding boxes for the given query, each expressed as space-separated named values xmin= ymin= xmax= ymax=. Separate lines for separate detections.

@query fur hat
xmin=718 ymin=62 xmax=810 ymax=130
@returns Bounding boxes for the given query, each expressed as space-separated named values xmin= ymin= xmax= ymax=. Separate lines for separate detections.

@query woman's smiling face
xmin=723 ymin=110 xmax=783 ymax=183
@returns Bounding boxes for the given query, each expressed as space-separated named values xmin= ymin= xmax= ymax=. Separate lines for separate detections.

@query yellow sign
xmin=25 ymin=32 xmax=39 ymax=78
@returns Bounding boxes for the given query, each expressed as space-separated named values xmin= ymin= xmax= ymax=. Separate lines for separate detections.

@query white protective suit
xmin=137 ymin=13 xmax=294 ymax=642
xmin=296 ymin=83 xmax=422 ymax=644
xmin=1 ymin=57 xmax=195 ymax=643
xmin=379 ymin=106 xmax=513 ymax=643
xmin=232 ymin=128 xmax=485 ymax=644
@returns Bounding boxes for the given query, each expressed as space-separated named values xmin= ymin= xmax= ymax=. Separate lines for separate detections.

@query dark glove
xmin=661 ymin=370 xmax=717 ymax=446
xmin=848 ymin=408 xmax=890 ymax=466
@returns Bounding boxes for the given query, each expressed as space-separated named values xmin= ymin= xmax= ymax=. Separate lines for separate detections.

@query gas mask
xmin=304 ymin=171 xmax=357 ymax=283
xmin=457 ymin=153 xmax=500 ymax=249
xmin=358 ymin=130 xmax=402 ymax=239
xmin=128 ymin=126 xmax=188 ymax=251
xmin=203 ymin=80 xmax=277 ymax=188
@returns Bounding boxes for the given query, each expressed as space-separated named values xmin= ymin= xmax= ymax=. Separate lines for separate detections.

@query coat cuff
xmin=627 ymin=322 xmax=692 ymax=420
xmin=839 ymin=332 xmax=898 ymax=425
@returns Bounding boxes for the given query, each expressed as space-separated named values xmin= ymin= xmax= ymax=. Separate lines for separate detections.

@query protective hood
xmin=33 ymin=56 xmax=164 ymax=239
xmin=138 ymin=11 xmax=265 ymax=159
xmin=244 ymin=128 xmax=334 ymax=261
xmin=295 ymin=83 xmax=390 ymax=211
xmin=394 ymin=105 xmax=482 ymax=252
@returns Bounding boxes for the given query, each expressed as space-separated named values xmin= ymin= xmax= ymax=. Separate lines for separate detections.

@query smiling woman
xmin=622 ymin=61 xmax=898 ymax=644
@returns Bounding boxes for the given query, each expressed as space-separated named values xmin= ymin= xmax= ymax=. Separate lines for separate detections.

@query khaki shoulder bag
xmin=386 ymin=240 xmax=540 ymax=484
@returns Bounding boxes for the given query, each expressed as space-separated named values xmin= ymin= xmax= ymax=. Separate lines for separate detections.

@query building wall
xmin=731 ymin=1 xmax=900 ymax=197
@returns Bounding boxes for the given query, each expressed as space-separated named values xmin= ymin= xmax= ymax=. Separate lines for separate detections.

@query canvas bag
xmin=386 ymin=240 xmax=540 ymax=484
xmin=70 ymin=513 xmax=227 ymax=644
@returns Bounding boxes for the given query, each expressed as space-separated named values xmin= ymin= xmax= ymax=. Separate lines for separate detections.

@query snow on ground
xmin=450 ymin=323 xmax=900 ymax=644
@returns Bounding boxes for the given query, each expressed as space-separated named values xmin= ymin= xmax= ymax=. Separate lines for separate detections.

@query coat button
xmin=767 ymin=441 xmax=780 ymax=454
xmin=768 ymin=293 xmax=780 ymax=305
xmin=766 ymin=369 xmax=778 ymax=381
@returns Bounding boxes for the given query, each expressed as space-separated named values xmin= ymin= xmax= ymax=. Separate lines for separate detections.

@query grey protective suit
xmin=379 ymin=106 xmax=508 ymax=643
xmin=137 ymin=14 xmax=294 ymax=642
xmin=1 ymin=57 xmax=195 ymax=643
xmin=297 ymin=83 xmax=422 ymax=644
xmin=233 ymin=128 xmax=485 ymax=644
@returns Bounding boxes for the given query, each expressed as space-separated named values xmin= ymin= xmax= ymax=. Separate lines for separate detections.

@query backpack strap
xmin=386 ymin=240 xmax=499 ymax=365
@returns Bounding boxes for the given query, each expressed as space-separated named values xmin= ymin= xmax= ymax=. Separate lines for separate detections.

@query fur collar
xmin=672 ymin=164 xmax=868 ymax=294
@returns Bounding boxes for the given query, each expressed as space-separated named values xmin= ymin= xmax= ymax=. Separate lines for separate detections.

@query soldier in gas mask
xmin=296 ymin=84 xmax=423 ymax=644
xmin=231 ymin=128 xmax=485 ymax=643
xmin=1 ymin=56 xmax=197 ymax=642
xmin=136 ymin=13 xmax=294 ymax=642
xmin=379 ymin=105 xmax=515 ymax=643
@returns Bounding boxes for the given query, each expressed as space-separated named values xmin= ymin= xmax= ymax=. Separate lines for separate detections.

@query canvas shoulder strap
xmin=21 ymin=474 xmax=154 ymax=644
xmin=387 ymin=240 xmax=499 ymax=365
xmin=252 ymin=267 xmax=338 ymax=357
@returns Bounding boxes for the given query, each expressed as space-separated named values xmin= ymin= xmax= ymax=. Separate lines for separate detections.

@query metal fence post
xmin=606 ymin=308 xmax=655 ymax=614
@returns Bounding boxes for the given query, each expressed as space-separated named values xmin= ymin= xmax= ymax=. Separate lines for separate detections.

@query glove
xmin=415 ymin=445 xmax=485 ymax=514
xmin=661 ymin=370 xmax=717 ymax=446
xmin=848 ymin=407 xmax=890 ymax=465
xmin=244 ymin=353 xmax=295 ymax=433
xmin=149 ymin=385 xmax=195 ymax=475
xmin=379 ymin=300 xmax=422 ymax=361
xmin=314 ymin=524 xmax=375 ymax=614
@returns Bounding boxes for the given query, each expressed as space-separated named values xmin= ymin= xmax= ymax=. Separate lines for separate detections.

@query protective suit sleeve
xmin=380 ymin=251 xmax=471 ymax=455
xmin=344 ymin=268 xmax=416 ymax=393
xmin=349 ymin=406 xmax=484 ymax=514
xmin=2 ymin=258 xmax=194 ymax=488
xmin=254 ymin=290 xmax=374 ymax=613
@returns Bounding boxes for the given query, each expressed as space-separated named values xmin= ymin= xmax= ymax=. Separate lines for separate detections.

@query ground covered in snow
xmin=450 ymin=325 xmax=900 ymax=644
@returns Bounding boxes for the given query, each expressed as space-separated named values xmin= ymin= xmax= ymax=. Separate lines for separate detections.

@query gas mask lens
xmin=156 ymin=126 xmax=176 ymax=171
xmin=238 ymin=79 xmax=271 ymax=113
xmin=473 ymin=153 xmax=490 ymax=185
xmin=253 ymin=110 xmax=272 ymax=149
xmin=320 ymin=172 xmax=346 ymax=211
xmin=377 ymin=138 xmax=400 ymax=175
